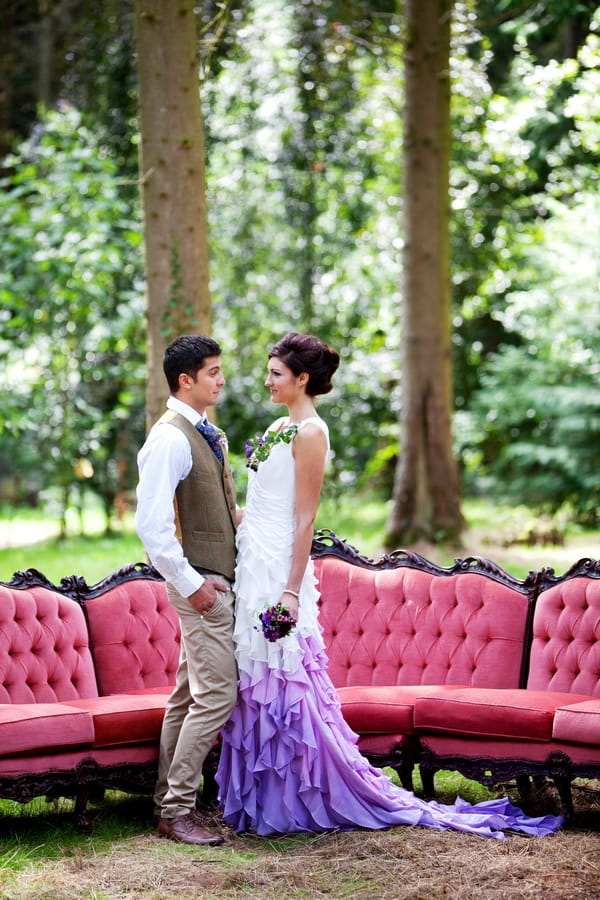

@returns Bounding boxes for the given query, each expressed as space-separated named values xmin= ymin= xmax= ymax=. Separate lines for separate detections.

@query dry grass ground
xmin=2 ymin=781 xmax=600 ymax=900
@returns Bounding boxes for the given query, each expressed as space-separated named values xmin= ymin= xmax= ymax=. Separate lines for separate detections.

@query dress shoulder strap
xmin=298 ymin=415 xmax=327 ymax=432
xmin=298 ymin=417 xmax=330 ymax=450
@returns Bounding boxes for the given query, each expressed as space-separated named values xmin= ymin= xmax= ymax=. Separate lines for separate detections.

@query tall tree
xmin=133 ymin=0 xmax=212 ymax=428
xmin=385 ymin=0 xmax=463 ymax=546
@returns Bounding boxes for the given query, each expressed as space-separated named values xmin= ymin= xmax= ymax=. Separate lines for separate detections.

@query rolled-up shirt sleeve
xmin=135 ymin=422 xmax=204 ymax=598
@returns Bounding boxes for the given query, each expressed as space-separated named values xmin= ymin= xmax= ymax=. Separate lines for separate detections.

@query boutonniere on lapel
xmin=196 ymin=419 xmax=227 ymax=463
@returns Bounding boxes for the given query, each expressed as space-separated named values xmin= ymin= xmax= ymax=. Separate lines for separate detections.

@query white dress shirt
xmin=135 ymin=396 xmax=207 ymax=598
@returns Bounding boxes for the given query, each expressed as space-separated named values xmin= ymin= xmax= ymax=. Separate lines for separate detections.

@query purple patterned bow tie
xmin=195 ymin=418 xmax=224 ymax=464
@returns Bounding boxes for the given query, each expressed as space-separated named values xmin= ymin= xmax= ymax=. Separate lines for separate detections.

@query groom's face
xmin=180 ymin=356 xmax=225 ymax=414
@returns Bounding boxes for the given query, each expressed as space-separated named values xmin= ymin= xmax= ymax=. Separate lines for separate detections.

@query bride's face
xmin=265 ymin=358 xmax=306 ymax=405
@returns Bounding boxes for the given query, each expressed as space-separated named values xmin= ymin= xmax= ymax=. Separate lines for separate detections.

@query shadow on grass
xmin=0 ymin=792 xmax=156 ymax=867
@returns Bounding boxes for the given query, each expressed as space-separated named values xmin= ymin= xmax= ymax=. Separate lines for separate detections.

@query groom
xmin=135 ymin=334 xmax=239 ymax=846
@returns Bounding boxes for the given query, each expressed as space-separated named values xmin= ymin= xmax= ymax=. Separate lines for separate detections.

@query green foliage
xmin=205 ymin=0 xmax=402 ymax=483
xmin=0 ymin=106 xmax=146 ymax=528
xmin=451 ymin=3 xmax=600 ymax=412
xmin=458 ymin=196 xmax=600 ymax=525
xmin=1 ymin=1 xmax=600 ymax=533
xmin=565 ymin=8 xmax=600 ymax=153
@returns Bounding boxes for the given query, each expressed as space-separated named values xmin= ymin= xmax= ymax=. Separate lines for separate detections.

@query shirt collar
xmin=166 ymin=395 xmax=205 ymax=427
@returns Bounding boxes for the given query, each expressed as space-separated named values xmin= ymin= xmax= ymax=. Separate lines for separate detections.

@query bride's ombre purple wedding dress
xmin=216 ymin=418 xmax=562 ymax=840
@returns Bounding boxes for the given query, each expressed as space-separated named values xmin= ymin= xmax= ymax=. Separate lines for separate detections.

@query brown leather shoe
xmin=157 ymin=812 xmax=224 ymax=845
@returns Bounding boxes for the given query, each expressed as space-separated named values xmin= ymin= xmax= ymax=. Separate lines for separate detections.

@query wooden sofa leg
xmin=74 ymin=788 xmax=93 ymax=832
xmin=419 ymin=766 xmax=437 ymax=800
xmin=515 ymin=774 xmax=532 ymax=800
xmin=199 ymin=768 xmax=219 ymax=809
xmin=553 ymin=776 xmax=574 ymax=825
xmin=394 ymin=761 xmax=415 ymax=794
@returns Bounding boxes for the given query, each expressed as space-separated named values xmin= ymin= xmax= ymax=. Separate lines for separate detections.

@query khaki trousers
xmin=153 ymin=574 xmax=237 ymax=818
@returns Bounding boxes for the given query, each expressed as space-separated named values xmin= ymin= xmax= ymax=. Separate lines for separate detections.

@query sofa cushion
xmin=64 ymin=693 xmax=168 ymax=747
xmin=83 ymin=579 xmax=180 ymax=695
xmin=527 ymin=575 xmax=600 ymax=696
xmin=552 ymin=699 xmax=600 ymax=745
xmin=0 ymin=703 xmax=94 ymax=756
xmin=315 ymin=558 xmax=530 ymax=690
xmin=338 ymin=684 xmax=468 ymax=735
xmin=0 ymin=585 xmax=98 ymax=703
xmin=414 ymin=688 xmax=592 ymax=741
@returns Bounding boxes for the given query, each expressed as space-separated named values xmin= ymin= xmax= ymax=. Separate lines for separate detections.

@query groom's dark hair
xmin=163 ymin=334 xmax=222 ymax=393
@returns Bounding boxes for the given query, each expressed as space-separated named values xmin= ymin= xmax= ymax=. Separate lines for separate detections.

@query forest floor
xmin=2 ymin=781 xmax=600 ymax=900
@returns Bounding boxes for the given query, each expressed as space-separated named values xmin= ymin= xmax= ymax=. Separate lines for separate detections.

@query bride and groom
xmin=135 ymin=332 xmax=562 ymax=846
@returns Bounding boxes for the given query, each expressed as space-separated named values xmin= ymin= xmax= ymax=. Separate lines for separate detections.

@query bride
xmin=216 ymin=332 xmax=562 ymax=840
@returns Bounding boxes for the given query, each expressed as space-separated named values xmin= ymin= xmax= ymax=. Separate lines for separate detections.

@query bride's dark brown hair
xmin=269 ymin=332 xmax=339 ymax=397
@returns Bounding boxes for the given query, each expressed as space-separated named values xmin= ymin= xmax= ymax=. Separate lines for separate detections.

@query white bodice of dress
xmin=243 ymin=416 xmax=329 ymax=537
xmin=233 ymin=416 xmax=329 ymax=673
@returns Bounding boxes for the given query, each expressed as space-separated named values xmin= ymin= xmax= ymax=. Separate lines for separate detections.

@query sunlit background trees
xmin=0 ymin=1 xmax=598 ymax=544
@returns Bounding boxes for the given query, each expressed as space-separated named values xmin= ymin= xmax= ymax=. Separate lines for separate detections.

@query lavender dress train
xmin=216 ymin=417 xmax=562 ymax=840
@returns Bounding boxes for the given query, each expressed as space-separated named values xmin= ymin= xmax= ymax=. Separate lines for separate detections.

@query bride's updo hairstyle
xmin=269 ymin=332 xmax=340 ymax=397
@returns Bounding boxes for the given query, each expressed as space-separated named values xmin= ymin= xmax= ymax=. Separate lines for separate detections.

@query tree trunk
xmin=385 ymin=0 xmax=463 ymax=547
xmin=133 ymin=0 xmax=212 ymax=430
xmin=37 ymin=0 xmax=54 ymax=109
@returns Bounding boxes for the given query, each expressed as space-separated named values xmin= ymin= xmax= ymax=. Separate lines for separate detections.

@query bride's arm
xmin=280 ymin=424 xmax=328 ymax=621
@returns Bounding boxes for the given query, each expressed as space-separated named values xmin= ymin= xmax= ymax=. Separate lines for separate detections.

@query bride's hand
xmin=282 ymin=593 xmax=299 ymax=623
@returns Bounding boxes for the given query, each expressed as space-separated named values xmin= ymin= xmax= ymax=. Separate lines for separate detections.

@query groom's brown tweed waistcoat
xmin=158 ymin=409 xmax=237 ymax=581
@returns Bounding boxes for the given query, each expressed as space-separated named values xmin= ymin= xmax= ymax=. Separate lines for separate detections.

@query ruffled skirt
xmin=216 ymin=634 xmax=563 ymax=839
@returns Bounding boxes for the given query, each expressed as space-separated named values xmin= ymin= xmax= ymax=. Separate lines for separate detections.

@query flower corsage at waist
xmin=256 ymin=603 xmax=296 ymax=642
xmin=244 ymin=424 xmax=298 ymax=471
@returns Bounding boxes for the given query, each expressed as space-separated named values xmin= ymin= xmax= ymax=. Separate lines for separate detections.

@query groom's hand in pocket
xmin=188 ymin=580 xmax=228 ymax=614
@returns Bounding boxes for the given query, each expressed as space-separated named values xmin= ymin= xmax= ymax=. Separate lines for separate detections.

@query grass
xmin=1 ymin=496 xmax=596 ymax=585
xmin=0 ymin=507 xmax=146 ymax=584
xmin=0 ymin=530 xmax=147 ymax=585
xmin=1 ymin=776 xmax=599 ymax=899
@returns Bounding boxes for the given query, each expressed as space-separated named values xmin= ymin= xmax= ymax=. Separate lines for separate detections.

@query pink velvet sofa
xmin=0 ymin=563 xmax=216 ymax=827
xmin=413 ymin=558 xmax=600 ymax=822
xmin=312 ymin=531 xmax=536 ymax=792
xmin=312 ymin=532 xmax=600 ymax=822
xmin=2 ymin=532 xmax=599 ymax=826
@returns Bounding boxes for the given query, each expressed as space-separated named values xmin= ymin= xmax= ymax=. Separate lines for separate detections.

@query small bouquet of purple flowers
xmin=257 ymin=602 xmax=296 ymax=642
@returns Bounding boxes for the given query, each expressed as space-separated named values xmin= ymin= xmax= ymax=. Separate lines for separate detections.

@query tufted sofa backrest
xmin=314 ymin=551 xmax=533 ymax=691
xmin=0 ymin=584 xmax=98 ymax=703
xmin=527 ymin=563 xmax=600 ymax=696
xmin=83 ymin=574 xmax=180 ymax=695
